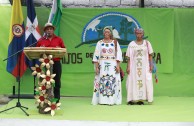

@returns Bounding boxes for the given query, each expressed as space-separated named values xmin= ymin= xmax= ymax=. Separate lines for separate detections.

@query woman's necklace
xmin=103 ymin=39 xmax=111 ymax=43
xmin=136 ymin=40 xmax=143 ymax=45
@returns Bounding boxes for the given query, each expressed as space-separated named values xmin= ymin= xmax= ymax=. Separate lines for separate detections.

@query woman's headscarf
xmin=134 ymin=28 xmax=144 ymax=34
xmin=103 ymin=26 xmax=113 ymax=35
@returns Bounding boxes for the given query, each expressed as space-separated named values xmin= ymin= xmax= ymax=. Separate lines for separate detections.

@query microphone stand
xmin=0 ymin=39 xmax=42 ymax=116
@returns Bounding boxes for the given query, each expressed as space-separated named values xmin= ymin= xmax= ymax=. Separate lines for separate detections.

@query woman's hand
xmin=149 ymin=66 xmax=153 ymax=73
xmin=94 ymin=62 xmax=100 ymax=75
xmin=95 ymin=67 xmax=100 ymax=75
xmin=126 ymin=67 xmax=130 ymax=74
xmin=149 ymin=55 xmax=153 ymax=73
xmin=116 ymin=65 xmax=120 ymax=73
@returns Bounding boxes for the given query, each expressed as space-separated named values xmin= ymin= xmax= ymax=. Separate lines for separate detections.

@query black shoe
xmin=127 ymin=101 xmax=134 ymax=105
xmin=137 ymin=101 xmax=144 ymax=105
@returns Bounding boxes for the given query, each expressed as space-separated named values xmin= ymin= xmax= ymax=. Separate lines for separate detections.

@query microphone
xmin=44 ymin=32 xmax=50 ymax=39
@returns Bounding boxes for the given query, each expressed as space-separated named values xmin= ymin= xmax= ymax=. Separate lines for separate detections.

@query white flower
xmin=44 ymin=101 xmax=61 ymax=116
xmin=39 ymin=54 xmax=54 ymax=69
xmin=40 ymin=70 xmax=56 ymax=88
xmin=35 ymin=85 xmax=47 ymax=94
xmin=31 ymin=64 xmax=43 ymax=78
xmin=34 ymin=93 xmax=48 ymax=107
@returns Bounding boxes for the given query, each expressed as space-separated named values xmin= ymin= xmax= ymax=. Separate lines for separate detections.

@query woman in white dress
xmin=126 ymin=28 xmax=154 ymax=105
xmin=92 ymin=26 xmax=123 ymax=105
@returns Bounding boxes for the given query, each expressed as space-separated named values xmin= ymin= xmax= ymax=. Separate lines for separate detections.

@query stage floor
xmin=0 ymin=96 xmax=194 ymax=122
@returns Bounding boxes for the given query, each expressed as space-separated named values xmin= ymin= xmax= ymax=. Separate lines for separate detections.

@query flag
xmin=25 ymin=0 xmax=41 ymax=68
xmin=48 ymin=0 xmax=62 ymax=36
xmin=6 ymin=0 xmax=27 ymax=78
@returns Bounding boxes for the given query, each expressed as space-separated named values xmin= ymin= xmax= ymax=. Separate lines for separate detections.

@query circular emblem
xmin=102 ymin=48 xmax=107 ymax=53
xmin=12 ymin=24 xmax=24 ymax=37
xmin=108 ymin=48 xmax=113 ymax=54
xmin=28 ymin=24 xmax=36 ymax=33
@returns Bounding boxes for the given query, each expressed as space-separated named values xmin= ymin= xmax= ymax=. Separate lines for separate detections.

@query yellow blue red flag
xmin=6 ymin=0 xmax=27 ymax=78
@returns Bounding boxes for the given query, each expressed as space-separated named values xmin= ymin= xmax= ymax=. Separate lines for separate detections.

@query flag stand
xmin=1 ymin=40 xmax=41 ymax=116
xmin=9 ymin=72 xmax=36 ymax=99
xmin=0 ymin=53 xmax=29 ymax=116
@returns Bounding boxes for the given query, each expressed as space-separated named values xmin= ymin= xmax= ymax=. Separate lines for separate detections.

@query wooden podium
xmin=24 ymin=47 xmax=66 ymax=60
xmin=23 ymin=47 xmax=66 ymax=115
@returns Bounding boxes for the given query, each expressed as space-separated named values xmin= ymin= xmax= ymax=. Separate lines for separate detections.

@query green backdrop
xmin=0 ymin=7 xmax=194 ymax=97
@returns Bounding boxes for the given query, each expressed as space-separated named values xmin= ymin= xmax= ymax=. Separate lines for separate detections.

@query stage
xmin=0 ymin=96 xmax=194 ymax=123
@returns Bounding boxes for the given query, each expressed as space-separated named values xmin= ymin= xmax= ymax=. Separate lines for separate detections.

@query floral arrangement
xmin=31 ymin=54 xmax=61 ymax=116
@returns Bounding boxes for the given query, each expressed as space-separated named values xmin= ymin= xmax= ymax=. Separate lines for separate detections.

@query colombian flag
xmin=6 ymin=0 xmax=27 ymax=78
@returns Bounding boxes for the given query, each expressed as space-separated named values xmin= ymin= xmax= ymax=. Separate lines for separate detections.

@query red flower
xmin=51 ymin=104 xmax=56 ymax=110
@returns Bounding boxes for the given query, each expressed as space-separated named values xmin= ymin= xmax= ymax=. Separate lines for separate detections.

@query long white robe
xmin=126 ymin=40 xmax=154 ymax=102
xmin=92 ymin=40 xmax=123 ymax=105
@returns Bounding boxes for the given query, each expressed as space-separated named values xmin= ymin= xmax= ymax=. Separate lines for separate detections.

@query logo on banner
xmin=75 ymin=12 xmax=144 ymax=48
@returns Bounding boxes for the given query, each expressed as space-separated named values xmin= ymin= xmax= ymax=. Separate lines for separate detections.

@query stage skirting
xmin=0 ymin=96 xmax=194 ymax=122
